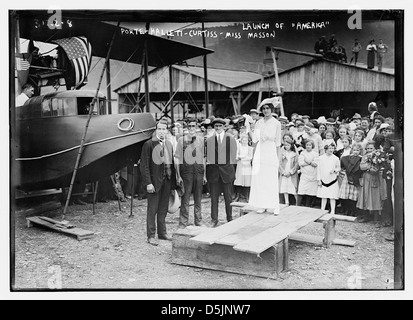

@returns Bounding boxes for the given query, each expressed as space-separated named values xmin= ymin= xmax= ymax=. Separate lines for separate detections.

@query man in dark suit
xmin=205 ymin=118 xmax=237 ymax=227
xmin=140 ymin=119 xmax=175 ymax=246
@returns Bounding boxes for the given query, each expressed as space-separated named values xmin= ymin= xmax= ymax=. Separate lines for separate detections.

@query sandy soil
xmin=12 ymin=195 xmax=395 ymax=292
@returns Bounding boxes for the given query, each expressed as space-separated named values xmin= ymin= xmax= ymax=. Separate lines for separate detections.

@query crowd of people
xmin=138 ymin=99 xmax=396 ymax=246
xmin=314 ymin=34 xmax=389 ymax=71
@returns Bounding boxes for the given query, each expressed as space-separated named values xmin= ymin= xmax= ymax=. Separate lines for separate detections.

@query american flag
xmin=16 ymin=56 xmax=30 ymax=71
xmin=54 ymin=37 xmax=92 ymax=88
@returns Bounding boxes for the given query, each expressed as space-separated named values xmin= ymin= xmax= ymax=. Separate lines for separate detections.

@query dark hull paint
xmin=14 ymin=113 xmax=156 ymax=190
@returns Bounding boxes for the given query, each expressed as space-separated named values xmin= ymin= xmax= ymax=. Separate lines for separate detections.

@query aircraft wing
xmin=17 ymin=11 xmax=214 ymax=67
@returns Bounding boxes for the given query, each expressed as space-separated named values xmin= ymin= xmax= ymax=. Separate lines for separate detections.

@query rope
xmin=16 ymin=126 xmax=155 ymax=161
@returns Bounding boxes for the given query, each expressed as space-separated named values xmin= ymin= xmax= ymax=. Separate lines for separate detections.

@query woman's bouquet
xmin=365 ymin=149 xmax=391 ymax=185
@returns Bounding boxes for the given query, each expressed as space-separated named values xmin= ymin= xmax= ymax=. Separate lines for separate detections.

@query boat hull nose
xmin=14 ymin=113 xmax=156 ymax=190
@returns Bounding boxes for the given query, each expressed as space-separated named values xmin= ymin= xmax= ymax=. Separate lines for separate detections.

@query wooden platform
xmin=26 ymin=216 xmax=94 ymax=241
xmin=171 ymin=205 xmax=356 ymax=279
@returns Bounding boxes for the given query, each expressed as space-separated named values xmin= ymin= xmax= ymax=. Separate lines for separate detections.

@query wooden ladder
xmin=257 ymin=47 xmax=285 ymax=116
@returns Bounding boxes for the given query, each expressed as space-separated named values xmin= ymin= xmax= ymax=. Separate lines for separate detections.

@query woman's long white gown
xmin=248 ymin=117 xmax=281 ymax=211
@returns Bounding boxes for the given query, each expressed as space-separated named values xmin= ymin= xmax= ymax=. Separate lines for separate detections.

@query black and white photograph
xmin=4 ymin=2 xmax=410 ymax=300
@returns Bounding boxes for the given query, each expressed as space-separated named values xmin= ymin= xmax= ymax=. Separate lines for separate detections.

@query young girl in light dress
xmin=317 ymin=142 xmax=341 ymax=214
xmin=335 ymin=125 xmax=349 ymax=152
xmin=322 ymin=129 xmax=336 ymax=150
xmin=297 ymin=139 xmax=319 ymax=207
xmin=338 ymin=143 xmax=363 ymax=216
xmin=353 ymin=129 xmax=367 ymax=155
xmin=279 ymin=137 xmax=299 ymax=206
xmin=234 ymin=134 xmax=254 ymax=202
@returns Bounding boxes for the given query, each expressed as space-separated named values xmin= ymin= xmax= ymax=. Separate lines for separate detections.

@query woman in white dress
xmin=248 ymin=103 xmax=281 ymax=214
xmin=317 ymin=141 xmax=341 ymax=214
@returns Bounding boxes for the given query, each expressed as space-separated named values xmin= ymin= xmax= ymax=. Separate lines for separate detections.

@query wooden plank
xmin=215 ymin=209 xmax=303 ymax=246
xmin=316 ymin=213 xmax=356 ymax=223
xmin=332 ymin=238 xmax=356 ymax=247
xmin=190 ymin=212 xmax=267 ymax=245
xmin=289 ymin=233 xmax=355 ymax=247
xmin=230 ymin=201 xmax=247 ymax=208
xmin=289 ymin=233 xmax=324 ymax=245
xmin=331 ymin=214 xmax=357 ymax=222
xmin=316 ymin=214 xmax=334 ymax=222
xmin=192 ymin=204 xmax=293 ymax=246
xmin=233 ymin=209 xmax=326 ymax=254
xmin=26 ymin=216 xmax=94 ymax=241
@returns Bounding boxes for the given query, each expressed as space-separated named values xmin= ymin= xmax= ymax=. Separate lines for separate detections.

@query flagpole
xmin=62 ymin=21 xmax=120 ymax=219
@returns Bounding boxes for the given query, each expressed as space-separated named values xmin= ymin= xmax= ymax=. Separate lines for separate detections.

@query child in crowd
xmin=293 ymin=120 xmax=306 ymax=154
xmin=304 ymin=123 xmax=323 ymax=155
xmin=279 ymin=136 xmax=299 ymax=206
xmin=336 ymin=125 xmax=349 ymax=152
xmin=335 ymin=135 xmax=352 ymax=159
xmin=322 ymin=129 xmax=336 ymax=149
xmin=317 ymin=142 xmax=341 ymax=214
xmin=297 ymin=139 xmax=319 ymax=207
xmin=234 ymin=134 xmax=253 ymax=202
xmin=338 ymin=143 xmax=363 ymax=216
xmin=318 ymin=123 xmax=327 ymax=139
xmin=356 ymin=142 xmax=387 ymax=223
xmin=353 ymin=129 xmax=367 ymax=154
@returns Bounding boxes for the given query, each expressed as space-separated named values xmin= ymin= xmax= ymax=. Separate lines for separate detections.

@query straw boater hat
xmin=316 ymin=116 xmax=327 ymax=124
xmin=279 ymin=116 xmax=288 ymax=123
xmin=379 ymin=123 xmax=390 ymax=132
xmin=249 ymin=108 xmax=259 ymax=114
xmin=348 ymin=122 xmax=357 ymax=131
xmin=351 ymin=113 xmax=362 ymax=120
xmin=295 ymin=119 xmax=305 ymax=127
xmin=287 ymin=122 xmax=295 ymax=127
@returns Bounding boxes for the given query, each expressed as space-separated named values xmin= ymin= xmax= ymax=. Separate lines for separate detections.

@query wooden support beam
xmin=17 ymin=200 xmax=61 ymax=216
xmin=105 ymin=59 xmax=112 ymax=114
xmin=237 ymin=92 xmax=242 ymax=115
xmin=241 ymin=92 xmax=253 ymax=107
xmin=230 ymin=93 xmax=238 ymax=115
xmin=153 ymin=102 xmax=162 ymax=111
xmin=323 ymin=219 xmax=336 ymax=248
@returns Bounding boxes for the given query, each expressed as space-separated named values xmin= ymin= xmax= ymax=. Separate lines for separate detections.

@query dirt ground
xmin=12 ymin=194 xmax=395 ymax=292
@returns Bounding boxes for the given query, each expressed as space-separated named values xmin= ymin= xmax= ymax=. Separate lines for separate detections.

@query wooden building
xmin=114 ymin=64 xmax=261 ymax=119
xmin=237 ymin=58 xmax=395 ymax=118
xmin=115 ymin=58 xmax=396 ymax=120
